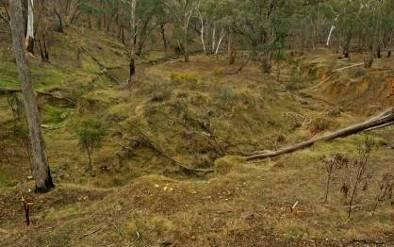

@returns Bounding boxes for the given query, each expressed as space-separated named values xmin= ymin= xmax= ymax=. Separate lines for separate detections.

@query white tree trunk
xmin=198 ymin=10 xmax=206 ymax=54
xmin=211 ymin=23 xmax=216 ymax=54
xmin=326 ymin=25 xmax=335 ymax=47
xmin=25 ymin=0 xmax=34 ymax=53
xmin=215 ymin=29 xmax=226 ymax=55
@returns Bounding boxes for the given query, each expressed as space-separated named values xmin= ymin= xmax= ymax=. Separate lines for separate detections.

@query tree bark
xmin=9 ymin=0 xmax=54 ymax=193
xmin=246 ymin=108 xmax=394 ymax=162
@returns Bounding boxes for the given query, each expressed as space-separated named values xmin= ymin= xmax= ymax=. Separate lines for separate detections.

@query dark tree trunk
xmin=160 ymin=24 xmax=167 ymax=51
xmin=260 ymin=50 xmax=272 ymax=74
xmin=37 ymin=35 xmax=49 ymax=63
xmin=343 ymin=33 xmax=352 ymax=58
xmin=55 ymin=11 xmax=65 ymax=33
xmin=364 ymin=45 xmax=374 ymax=68
xmin=9 ymin=0 xmax=54 ymax=193
xmin=228 ymin=27 xmax=236 ymax=65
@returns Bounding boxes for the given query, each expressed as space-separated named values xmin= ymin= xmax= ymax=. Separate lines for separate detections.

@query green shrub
xmin=216 ymin=86 xmax=237 ymax=106
xmin=170 ymin=72 xmax=199 ymax=84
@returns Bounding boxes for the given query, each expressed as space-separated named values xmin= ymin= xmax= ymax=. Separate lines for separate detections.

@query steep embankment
xmin=301 ymin=50 xmax=394 ymax=111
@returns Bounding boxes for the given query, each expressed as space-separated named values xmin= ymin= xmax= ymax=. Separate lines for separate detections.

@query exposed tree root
xmin=246 ymin=107 xmax=394 ymax=162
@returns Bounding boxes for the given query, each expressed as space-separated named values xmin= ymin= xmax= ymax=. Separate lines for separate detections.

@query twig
xmin=290 ymin=201 xmax=299 ymax=213
xmin=79 ymin=226 xmax=103 ymax=239
xmin=334 ymin=63 xmax=364 ymax=72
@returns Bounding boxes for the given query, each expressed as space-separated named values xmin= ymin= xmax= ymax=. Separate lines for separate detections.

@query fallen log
xmin=246 ymin=107 xmax=394 ymax=162
xmin=0 ymin=87 xmax=76 ymax=105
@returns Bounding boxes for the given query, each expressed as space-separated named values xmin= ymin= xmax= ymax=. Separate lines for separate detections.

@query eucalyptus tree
xmin=135 ymin=0 xmax=166 ymax=55
xmin=9 ymin=0 xmax=55 ymax=193
xmin=198 ymin=0 xmax=235 ymax=55
xmin=236 ymin=0 xmax=297 ymax=74
xmin=165 ymin=0 xmax=201 ymax=62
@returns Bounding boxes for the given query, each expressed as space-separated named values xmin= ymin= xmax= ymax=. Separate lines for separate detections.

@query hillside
xmin=0 ymin=24 xmax=393 ymax=246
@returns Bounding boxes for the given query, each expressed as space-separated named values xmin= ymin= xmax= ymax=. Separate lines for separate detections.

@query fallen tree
xmin=0 ymin=87 xmax=76 ymax=105
xmin=246 ymin=107 xmax=394 ymax=162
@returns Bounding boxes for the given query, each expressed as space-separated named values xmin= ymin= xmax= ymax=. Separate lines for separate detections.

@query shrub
xmin=216 ymin=86 xmax=237 ymax=108
xmin=149 ymin=83 xmax=172 ymax=102
xmin=170 ymin=72 xmax=198 ymax=84
xmin=213 ymin=67 xmax=225 ymax=77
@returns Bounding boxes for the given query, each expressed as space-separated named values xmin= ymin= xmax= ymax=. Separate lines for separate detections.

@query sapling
xmin=77 ymin=119 xmax=106 ymax=172
xmin=322 ymin=153 xmax=349 ymax=203
xmin=347 ymin=136 xmax=375 ymax=218
xmin=372 ymin=173 xmax=393 ymax=215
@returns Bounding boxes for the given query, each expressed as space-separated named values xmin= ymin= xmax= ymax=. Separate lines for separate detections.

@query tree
xmin=236 ymin=0 xmax=295 ymax=74
xmin=9 ymin=0 xmax=55 ymax=193
xmin=166 ymin=0 xmax=201 ymax=62
xmin=124 ymin=0 xmax=138 ymax=89
xmin=77 ymin=119 xmax=106 ymax=172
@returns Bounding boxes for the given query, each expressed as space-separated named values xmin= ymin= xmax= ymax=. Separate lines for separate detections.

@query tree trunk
xmin=183 ymin=24 xmax=189 ymax=62
xmin=260 ymin=50 xmax=272 ymax=74
xmin=227 ymin=27 xmax=235 ymax=65
xmin=215 ymin=29 xmax=225 ymax=55
xmin=25 ymin=0 xmax=34 ymax=53
xmin=343 ymin=33 xmax=352 ymax=58
xmin=160 ymin=23 xmax=167 ymax=52
xmin=198 ymin=10 xmax=206 ymax=55
xmin=128 ymin=0 xmax=137 ymax=89
xmin=364 ymin=45 xmax=374 ymax=68
xmin=9 ymin=0 xmax=54 ymax=193
xmin=326 ymin=25 xmax=335 ymax=47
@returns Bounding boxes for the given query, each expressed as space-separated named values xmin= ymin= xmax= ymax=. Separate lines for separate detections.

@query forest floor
xmin=0 ymin=26 xmax=393 ymax=246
